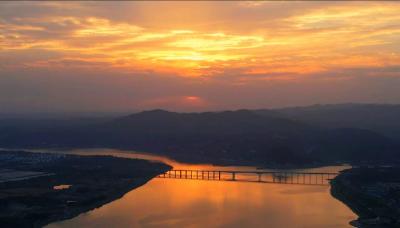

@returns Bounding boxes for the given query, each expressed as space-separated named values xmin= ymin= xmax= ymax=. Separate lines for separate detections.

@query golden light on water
xmin=45 ymin=149 xmax=356 ymax=228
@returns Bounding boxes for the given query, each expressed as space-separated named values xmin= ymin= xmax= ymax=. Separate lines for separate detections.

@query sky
xmin=1 ymin=1 xmax=400 ymax=113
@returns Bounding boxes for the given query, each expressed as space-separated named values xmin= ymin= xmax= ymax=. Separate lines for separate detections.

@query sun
xmin=185 ymin=96 xmax=201 ymax=101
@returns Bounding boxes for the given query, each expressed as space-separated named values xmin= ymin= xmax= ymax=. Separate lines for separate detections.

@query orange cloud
xmin=1 ymin=2 xmax=400 ymax=81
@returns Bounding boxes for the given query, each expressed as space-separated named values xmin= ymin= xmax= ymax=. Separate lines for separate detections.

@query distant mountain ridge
xmin=256 ymin=103 xmax=400 ymax=140
xmin=0 ymin=104 xmax=399 ymax=167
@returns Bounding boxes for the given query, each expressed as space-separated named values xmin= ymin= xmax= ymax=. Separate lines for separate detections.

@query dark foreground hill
xmin=0 ymin=108 xmax=399 ymax=167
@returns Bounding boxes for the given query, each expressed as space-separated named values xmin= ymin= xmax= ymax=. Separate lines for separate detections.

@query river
xmin=40 ymin=148 xmax=356 ymax=228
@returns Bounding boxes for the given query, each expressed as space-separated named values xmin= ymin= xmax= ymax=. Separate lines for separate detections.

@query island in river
xmin=331 ymin=167 xmax=400 ymax=227
xmin=0 ymin=150 xmax=171 ymax=228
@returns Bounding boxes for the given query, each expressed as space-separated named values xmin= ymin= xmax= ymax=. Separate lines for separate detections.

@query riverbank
xmin=0 ymin=150 xmax=171 ymax=228
xmin=330 ymin=167 xmax=400 ymax=227
xmin=1 ymin=146 xmax=343 ymax=170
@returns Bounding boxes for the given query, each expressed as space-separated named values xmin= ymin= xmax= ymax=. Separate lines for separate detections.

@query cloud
xmin=1 ymin=2 xmax=400 ymax=112
xmin=2 ymin=2 xmax=400 ymax=78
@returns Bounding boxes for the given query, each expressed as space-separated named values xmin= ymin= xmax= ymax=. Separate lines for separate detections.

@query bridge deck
xmin=158 ymin=169 xmax=338 ymax=186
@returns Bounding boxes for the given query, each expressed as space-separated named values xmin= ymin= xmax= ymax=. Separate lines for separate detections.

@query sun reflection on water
xmin=43 ymin=148 xmax=356 ymax=228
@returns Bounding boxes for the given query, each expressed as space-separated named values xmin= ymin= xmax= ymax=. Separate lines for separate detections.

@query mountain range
xmin=0 ymin=104 xmax=399 ymax=167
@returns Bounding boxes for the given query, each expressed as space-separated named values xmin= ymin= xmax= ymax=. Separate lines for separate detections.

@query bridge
xmin=158 ymin=169 xmax=338 ymax=186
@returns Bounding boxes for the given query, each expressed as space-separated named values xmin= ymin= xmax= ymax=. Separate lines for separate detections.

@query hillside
xmin=0 ymin=108 xmax=399 ymax=167
xmin=256 ymin=104 xmax=400 ymax=140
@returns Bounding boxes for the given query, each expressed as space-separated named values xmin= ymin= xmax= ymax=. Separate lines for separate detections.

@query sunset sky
xmin=1 ymin=1 xmax=400 ymax=113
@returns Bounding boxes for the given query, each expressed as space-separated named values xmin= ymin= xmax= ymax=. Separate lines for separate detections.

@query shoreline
xmin=330 ymin=167 xmax=400 ymax=227
xmin=0 ymin=150 xmax=171 ymax=228
xmin=44 ymin=176 xmax=157 ymax=228
xmin=0 ymin=146 xmax=352 ymax=170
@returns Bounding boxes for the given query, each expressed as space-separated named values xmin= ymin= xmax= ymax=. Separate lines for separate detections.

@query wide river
xmin=40 ymin=148 xmax=356 ymax=228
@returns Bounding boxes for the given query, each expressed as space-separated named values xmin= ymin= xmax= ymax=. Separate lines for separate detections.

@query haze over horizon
xmin=2 ymin=1 xmax=400 ymax=113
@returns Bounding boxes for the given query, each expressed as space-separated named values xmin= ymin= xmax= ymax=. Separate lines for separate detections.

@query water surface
xmin=41 ymin=148 xmax=356 ymax=228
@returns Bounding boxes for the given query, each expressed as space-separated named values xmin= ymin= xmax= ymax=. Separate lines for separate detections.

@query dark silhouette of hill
xmin=256 ymin=103 xmax=400 ymax=140
xmin=0 ymin=108 xmax=399 ymax=167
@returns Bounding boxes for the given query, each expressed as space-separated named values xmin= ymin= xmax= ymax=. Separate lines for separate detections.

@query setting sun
xmin=1 ymin=2 xmax=400 ymax=111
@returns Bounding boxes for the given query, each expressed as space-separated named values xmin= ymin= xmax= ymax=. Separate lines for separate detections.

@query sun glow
xmin=1 ymin=1 xmax=400 ymax=111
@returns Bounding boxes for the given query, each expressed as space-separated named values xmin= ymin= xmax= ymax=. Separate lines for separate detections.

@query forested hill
xmin=0 ymin=107 xmax=399 ymax=167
